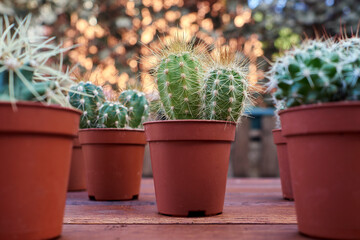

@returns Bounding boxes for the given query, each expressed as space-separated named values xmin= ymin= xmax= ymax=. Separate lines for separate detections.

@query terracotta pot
xmin=78 ymin=129 xmax=146 ymax=201
xmin=67 ymin=137 xmax=86 ymax=191
xmin=272 ymin=129 xmax=294 ymax=201
xmin=280 ymin=102 xmax=360 ymax=239
xmin=143 ymin=120 xmax=236 ymax=217
xmin=0 ymin=101 xmax=80 ymax=240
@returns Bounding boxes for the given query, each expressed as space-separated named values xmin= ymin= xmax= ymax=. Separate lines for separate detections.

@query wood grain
xmin=64 ymin=179 xmax=296 ymax=225
xmin=60 ymin=225 xmax=315 ymax=240
xmin=63 ymin=179 xmax=302 ymax=239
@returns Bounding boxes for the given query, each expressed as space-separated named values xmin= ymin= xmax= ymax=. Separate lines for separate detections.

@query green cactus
xmin=147 ymin=36 xmax=252 ymax=123
xmin=202 ymin=47 xmax=250 ymax=122
xmin=118 ymin=89 xmax=149 ymax=128
xmin=154 ymin=36 xmax=205 ymax=119
xmin=68 ymin=81 xmax=106 ymax=128
xmin=97 ymin=101 xmax=128 ymax=128
xmin=267 ymin=38 xmax=360 ymax=108
xmin=0 ymin=15 xmax=77 ymax=107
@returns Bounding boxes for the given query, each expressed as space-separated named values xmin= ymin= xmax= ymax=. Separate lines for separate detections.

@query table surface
xmin=60 ymin=178 xmax=315 ymax=240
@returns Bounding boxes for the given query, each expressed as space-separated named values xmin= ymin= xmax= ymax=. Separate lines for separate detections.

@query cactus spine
xmin=0 ymin=15 xmax=76 ymax=107
xmin=118 ymin=89 xmax=149 ymax=128
xmin=267 ymin=38 xmax=360 ymax=108
xmin=154 ymin=36 xmax=205 ymax=119
xmin=147 ymin=36 xmax=252 ymax=123
xmin=203 ymin=47 xmax=250 ymax=122
xmin=69 ymin=81 xmax=105 ymax=128
xmin=98 ymin=101 xmax=128 ymax=128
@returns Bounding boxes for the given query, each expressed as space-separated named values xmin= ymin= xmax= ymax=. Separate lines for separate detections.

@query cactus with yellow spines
xmin=152 ymin=34 xmax=207 ymax=119
xmin=202 ymin=47 xmax=251 ymax=122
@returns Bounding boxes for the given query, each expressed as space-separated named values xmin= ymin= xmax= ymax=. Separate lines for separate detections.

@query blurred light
xmin=234 ymin=16 xmax=245 ymax=27
xmin=201 ymin=18 xmax=213 ymax=31
xmin=248 ymin=0 xmax=260 ymax=9
xmin=222 ymin=14 xmax=230 ymax=24
xmin=89 ymin=46 xmax=98 ymax=54
xmin=83 ymin=1 xmax=93 ymax=10
xmin=89 ymin=16 xmax=97 ymax=26
xmin=325 ymin=0 xmax=334 ymax=6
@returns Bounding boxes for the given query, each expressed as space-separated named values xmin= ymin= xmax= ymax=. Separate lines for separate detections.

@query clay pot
xmin=280 ymin=102 xmax=360 ymax=239
xmin=67 ymin=137 xmax=86 ymax=191
xmin=272 ymin=129 xmax=293 ymax=201
xmin=78 ymin=129 xmax=146 ymax=201
xmin=143 ymin=120 xmax=236 ymax=217
xmin=0 ymin=101 xmax=80 ymax=240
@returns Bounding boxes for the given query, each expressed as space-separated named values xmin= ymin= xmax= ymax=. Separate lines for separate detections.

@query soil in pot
xmin=68 ymin=137 xmax=87 ymax=191
xmin=272 ymin=129 xmax=293 ymax=201
xmin=144 ymin=120 xmax=236 ymax=217
xmin=79 ymin=129 xmax=146 ymax=201
xmin=280 ymin=102 xmax=360 ymax=239
xmin=0 ymin=101 xmax=80 ymax=240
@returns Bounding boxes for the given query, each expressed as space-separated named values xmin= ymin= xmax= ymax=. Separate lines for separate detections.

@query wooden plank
xmin=64 ymin=179 xmax=296 ymax=225
xmin=230 ymin=117 xmax=251 ymax=177
xmin=259 ymin=116 xmax=279 ymax=177
xmin=60 ymin=224 xmax=315 ymax=240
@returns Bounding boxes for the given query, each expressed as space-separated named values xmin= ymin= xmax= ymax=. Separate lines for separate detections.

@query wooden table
xmin=61 ymin=179 xmax=314 ymax=240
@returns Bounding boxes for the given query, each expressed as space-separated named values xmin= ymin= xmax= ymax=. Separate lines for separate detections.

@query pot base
xmin=159 ymin=210 xmax=222 ymax=217
xmin=88 ymin=194 xmax=139 ymax=201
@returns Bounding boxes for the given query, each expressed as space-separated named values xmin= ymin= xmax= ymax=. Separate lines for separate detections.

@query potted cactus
xmin=0 ymin=16 xmax=81 ymax=239
xmin=67 ymin=81 xmax=105 ymax=192
xmin=267 ymin=37 xmax=360 ymax=239
xmin=271 ymin=99 xmax=293 ymax=201
xmin=143 ymin=36 xmax=251 ymax=217
xmin=69 ymin=83 xmax=149 ymax=200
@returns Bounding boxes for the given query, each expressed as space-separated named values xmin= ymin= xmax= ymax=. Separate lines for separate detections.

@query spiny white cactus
xmin=0 ymin=14 xmax=77 ymax=107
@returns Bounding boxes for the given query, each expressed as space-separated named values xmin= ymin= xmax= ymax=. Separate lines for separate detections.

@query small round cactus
xmin=69 ymin=81 xmax=106 ymax=128
xmin=153 ymin=35 xmax=206 ymax=119
xmin=202 ymin=47 xmax=250 ymax=122
xmin=118 ymin=89 xmax=149 ymax=128
xmin=267 ymin=38 xmax=360 ymax=107
xmin=97 ymin=101 xmax=128 ymax=128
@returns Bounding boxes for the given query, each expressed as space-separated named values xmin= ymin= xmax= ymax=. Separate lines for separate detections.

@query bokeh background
xmin=1 ymin=0 xmax=358 ymax=176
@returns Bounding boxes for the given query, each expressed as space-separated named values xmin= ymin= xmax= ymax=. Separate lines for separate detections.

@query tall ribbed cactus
xmin=147 ymin=36 xmax=252 ymax=123
xmin=69 ymin=81 xmax=105 ymax=128
xmin=202 ymin=47 xmax=250 ymax=122
xmin=267 ymin=38 xmax=360 ymax=108
xmin=154 ymin=36 xmax=205 ymax=119
xmin=118 ymin=89 xmax=149 ymax=128
xmin=98 ymin=101 xmax=128 ymax=128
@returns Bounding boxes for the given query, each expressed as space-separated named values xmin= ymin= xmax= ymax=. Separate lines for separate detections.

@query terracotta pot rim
xmin=0 ymin=100 xmax=82 ymax=115
xmin=143 ymin=119 xmax=236 ymax=126
xmin=144 ymin=120 xmax=236 ymax=142
xmin=79 ymin=128 xmax=144 ymax=133
xmin=0 ymin=100 xmax=81 ymax=137
xmin=272 ymin=128 xmax=281 ymax=133
xmin=79 ymin=128 xmax=146 ymax=145
xmin=280 ymin=101 xmax=360 ymax=136
xmin=279 ymin=101 xmax=360 ymax=115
